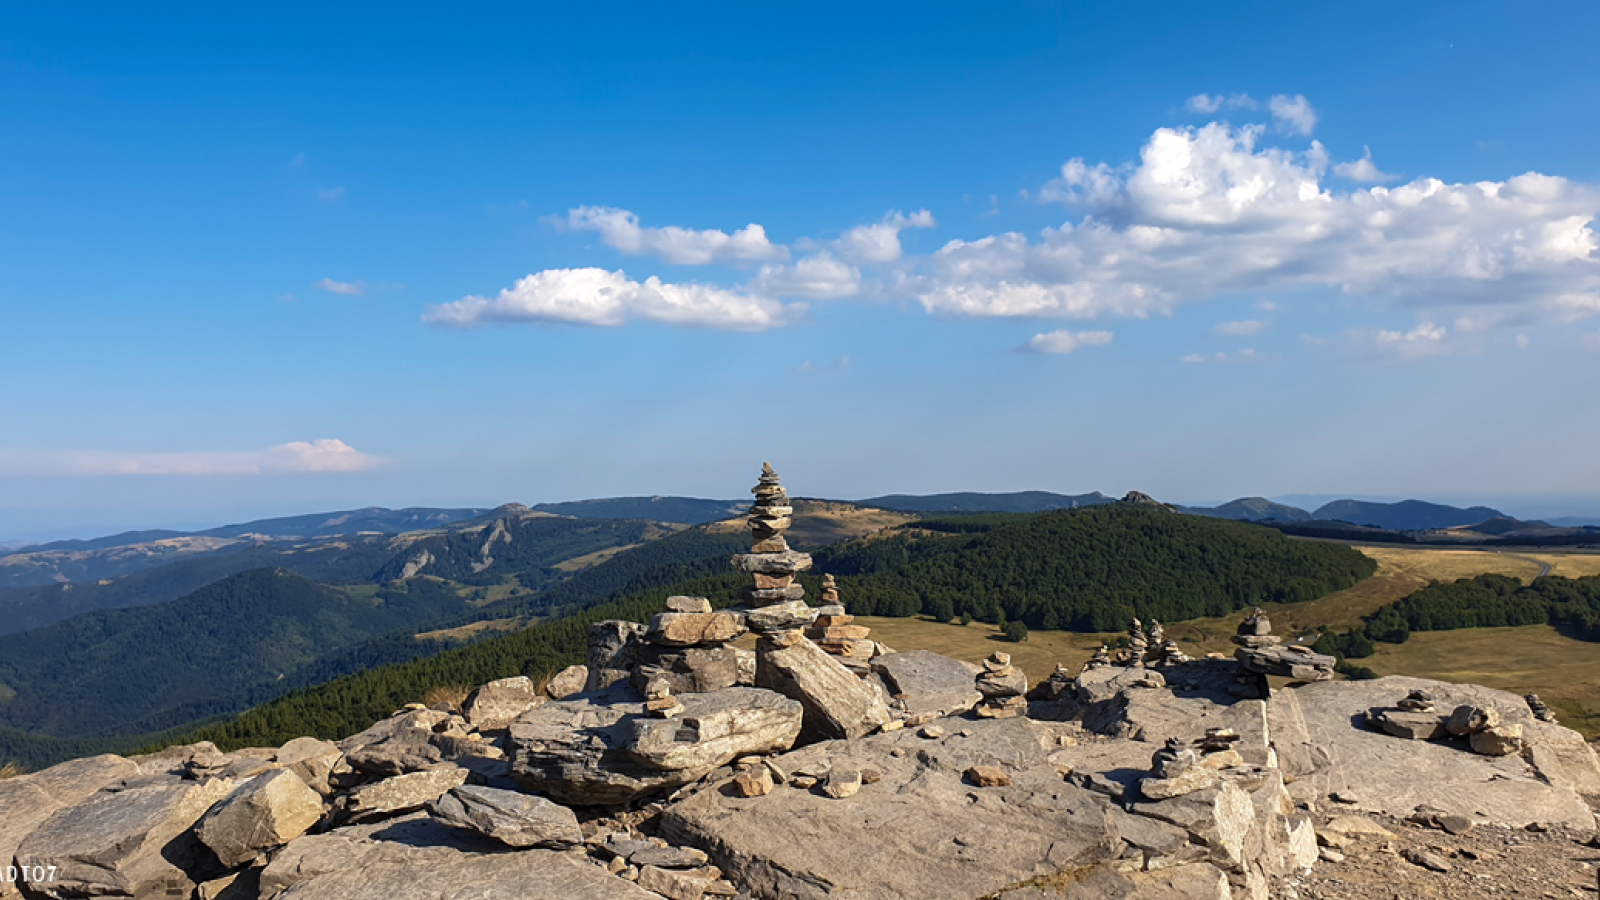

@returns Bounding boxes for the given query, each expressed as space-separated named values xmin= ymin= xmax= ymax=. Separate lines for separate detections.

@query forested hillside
xmin=1358 ymin=572 xmax=1600 ymax=645
xmin=814 ymin=506 xmax=1375 ymax=631
xmin=372 ymin=514 xmax=672 ymax=585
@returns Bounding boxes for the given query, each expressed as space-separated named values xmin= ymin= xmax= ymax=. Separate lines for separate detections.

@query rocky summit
xmin=4 ymin=466 xmax=1600 ymax=900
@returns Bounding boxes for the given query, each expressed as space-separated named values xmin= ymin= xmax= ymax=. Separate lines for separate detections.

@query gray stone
xmin=870 ymin=650 xmax=983 ymax=719
xmin=1139 ymin=766 xmax=1220 ymax=800
xmin=629 ymin=846 xmax=709 ymax=869
xmin=463 ymin=676 xmax=547 ymax=730
xmin=731 ymin=550 xmax=814 ymax=575
xmin=0 ymin=755 xmax=141 ymax=900
xmin=585 ymin=620 xmax=648 ymax=691
xmin=1403 ymin=848 xmax=1453 ymax=872
xmin=198 ymin=769 xmax=325 ymax=867
xmin=1126 ymin=782 xmax=1256 ymax=872
xmin=647 ymin=611 xmax=747 ymax=647
xmin=426 ymin=785 xmax=581 ymax=848
xmin=1445 ymin=704 xmax=1500 ymax=736
xmin=545 ymin=665 xmax=589 ymax=699
xmin=637 ymin=865 xmax=713 ymax=900
xmin=1235 ymin=645 xmax=1335 ymax=680
xmin=1470 ymin=723 xmax=1525 ymax=756
xmin=1267 ymin=675 xmax=1599 ymax=829
xmin=511 ymin=686 xmax=801 ymax=806
xmin=742 ymin=600 xmax=818 ymax=632
xmin=666 ymin=596 xmax=714 ymax=613
xmin=15 ymin=775 xmax=239 ymax=900
xmin=258 ymin=813 xmax=660 ymax=900
xmin=822 ymin=768 xmax=862 ymax=798
xmin=740 ymin=585 xmax=807 ymax=604
xmin=273 ymin=737 xmax=344 ymax=796
xmin=1369 ymin=708 xmax=1446 ymax=740
xmin=755 ymin=634 xmax=892 ymax=740
xmin=632 ymin=644 xmax=741 ymax=695
xmin=344 ymin=767 xmax=469 ymax=820
xmin=975 ymin=668 xmax=1029 ymax=698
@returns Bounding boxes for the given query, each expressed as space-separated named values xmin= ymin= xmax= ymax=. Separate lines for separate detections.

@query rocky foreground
xmin=3 ymin=467 xmax=1598 ymax=899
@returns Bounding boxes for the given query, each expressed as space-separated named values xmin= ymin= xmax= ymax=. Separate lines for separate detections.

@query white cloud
xmin=1019 ymin=330 xmax=1114 ymax=354
xmin=565 ymin=206 xmax=788 ymax=265
xmin=423 ymin=267 xmax=792 ymax=331
xmin=752 ymin=253 xmax=862 ymax=299
xmin=1185 ymin=94 xmax=1258 ymax=114
xmin=916 ymin=120 xmax=1600 ymax=326
xmin=0 ymin=439 xmax=380 ymax=477
xmin=1181 ymin=348 xmax=1265 ymax=364
xmin=314 ymin=278 xmax=364 ymax=296
xmin=1333 ymin=146 xmax=1398 ymax=183
xmin=1269 ymin=94 xmax=1318 ymax=136
xmin=1215 ymin=319 xmax=1268 ymax=336
xmin=317 ymin=186 xmax=345 ymax=201
xmin=1343 ymin=322 xmax=1450 ymax=360
xmin=835 ymin=209 xmax=937 ymax=264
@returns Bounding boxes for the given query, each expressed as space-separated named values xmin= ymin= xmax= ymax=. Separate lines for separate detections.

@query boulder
xmin=1267 ymin=675 xmax=1598 ymax=829
xmin=1139 ymin=766 xmax=1220 ymax=800
xmin=258 ymin=813 xmax=659 ymax=900
xmin=463 ymin=676 xmax=547 ymax=730
xmin=1445 ymin=704 xmax=1500 ymax=736
xmin=1235 ymin=645 xmax=1336 ymax=680
xmin=15 ymin=775 xmax=239 ymax=899
xmin=1126 ymin=781 xmax=1256 ymax=872
xmin=632 ymin=645 xmax=742 ymax=695
xmin=647 ymin=611 xmax=747 ymax=647
xmin=1470 ymin=723 xmax=1525 ymax=756
xmin=870 ymin=650 xmax=983 ymax=719
xmin=273 ymin=737 xmax=344 ymax=795
xmin=544 ymin=665 xmax=589 ymax=700
xmin=586 ymin=620 xmax=649 ymax=691
xmin=343 ymin=767 xmax=469 ymax=821
xmin=426 ymin=785 xmax=581 ymax=848
xmin=1369 ymin=708 xmax=1446 ymax=740
xmin=755 ymin=634 xmax=892 ymax=740
xmin=0 ymin=754 xmax=141 ymax=900
xmin=511 ymin=686 xmax=802 ymax=806
xmin=197 ymin=769 xmax=325 ymax=867
xmin=742 ymin=600 xmax=818 ymax=632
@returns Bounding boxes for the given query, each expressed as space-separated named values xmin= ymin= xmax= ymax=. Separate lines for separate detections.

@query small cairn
xmin=731 ymin=463 xmax=817 ymax=635
xmin=1231 ymin=608 xmax=1281 ymax=650
xmin=1082 ymin=644 xmax=1113 ymax=673
xmin=1397 ymin=689 xmax=1435 ymax=712
xmin=975 ymin=652 xmax=1028 ymax=718
xmin=1145 ymin=620 xmax=1165 ymax=663
xmin=1525 ymin=693 xmax=1558 ymax=723
xmin=1158 ymin=638 xmax=1190 ymax=667
xmin=1114 ymin=619 xmax=1150 ymax=667
xmin=1232 ymin=606 xmax=1335 ymax=684
xmin=643 ymin=677 xmax=683 ymax=718
xmin=805 ymin=575 xmax=875 ymax=672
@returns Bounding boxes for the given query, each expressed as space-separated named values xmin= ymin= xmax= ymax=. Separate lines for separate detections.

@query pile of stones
xmin=630 ymin=596 xmax=750 ymax=696
xmin=1232 ymin=607 xmax=1335 ymax=682
xmin=1526 ymin=692 xmax=1559 ymax=723
xmin=974 ymin=652 xmax=1028 ymax=718
xmin=1368 ymin=688 xmax=1527 ymax=755
xmin=804 ymin=575 xmax=876 ymax=673
xmin=731 ymin=463 xmax=819 ymax=637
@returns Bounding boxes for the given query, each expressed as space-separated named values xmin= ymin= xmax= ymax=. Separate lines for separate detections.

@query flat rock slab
xmin=427 ymin=785 xmax=582 ymax=848
xmin=0 ymin=754 xmax=141 ymax=900
xmin=756 ymin=635 xmax=891 ymax=740
xmin=660 ymin=717 xmax=1123 ymax=900
xmin=1268 ymin=675 xmax=1600 ymax=829
xmin=259 ymin=813 xmax=658 ymax=900
xmin=871 ymin=651 xmax=982 ymax=719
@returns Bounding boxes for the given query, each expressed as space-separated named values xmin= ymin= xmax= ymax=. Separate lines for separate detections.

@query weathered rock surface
xmin=259 ymin=813 xmax=658 ymax=900
xmin=742 ymin=600 xmax=819 ymax=632
xmin=15 ymin=775 xmax=239 ymax=899
xmin=511 ymin=686 xmax=802 ymax=805
xmin=463 ymin=676 xmax=547 ymax=730
xmin=632 ymin=644 xmax=742 ymax=695
xmin=0 ymin=754 xmax=141 ymax=900
xmin=342 ymin=767 xmax=469 ymax=821
xmin=870 ymin=650 xmax=983 ymax=719
xmin=1268 ymin=675 xmax=1600 ymax=828
xmin=273 ymin=737 xmax=344 ymax=796
xmin=198 ymin=769 xmax=325 ymax=867
xmin=756 ymin=634 xmax=891 ymax=740
xmin=585 ymin=620 xmax=648 ymax=691
xmin=1369 ymin=708 xmax=1446 ymax=740
xmin=544 ymin=664 xmax=589 ymax=699
xmin=426 ymin=785 xmax=581 ymax=848
xmin=1235 ymin=644 xmax=1336 ymax=680
xmin=647 ymin=611 xmax=747 ymax=647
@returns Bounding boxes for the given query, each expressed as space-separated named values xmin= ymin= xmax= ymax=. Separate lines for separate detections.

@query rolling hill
xmin=1312 ymin=499 xmax=1505 ymax=531
xmin=1180 ymin=497 xmax=1312 ymax=521
xmin=859 ymin=490 xmax=1113 ymax=513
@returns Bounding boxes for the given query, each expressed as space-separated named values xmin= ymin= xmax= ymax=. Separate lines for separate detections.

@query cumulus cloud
xmin=0 ymin=439 xmax=379 ymax=477
xmin=917 ymin=120 xmax=1600 ymax=328
xmin=1018 ymin=330 xmax=1114 ymax=354
xmin=565 ymin=206 xmax=788 ymax=265
xmin=424 ymin=267 xmax=792 ymax=331
xmin=1337 ymin=322 xmax=1451 ymax=360
xmin=751 ymin=253 xmax=862 ymax=299
xmin=1269 ymin=94 xmax=1318 ymax=136
xmin=835 ymin=209 xmax=937 ymax=263
xmin=1332 ymin=146 xmax=1398 ymax=183
xmin=1185 ymin=94 xmax=1258 ymax=114
xmin=1215 ymin=319 xmax=1268 ymax=336
xmin=314 ymin=278 xmax=364 ymax=296
xmin=1182 ymin=348 xmax=1265 ymax=364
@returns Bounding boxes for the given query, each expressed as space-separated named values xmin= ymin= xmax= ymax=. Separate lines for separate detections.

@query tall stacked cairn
xmin=731 ymin=463 xmax=819 ymax=634
xmin=804 ymin=575 xmax=875 ymax=673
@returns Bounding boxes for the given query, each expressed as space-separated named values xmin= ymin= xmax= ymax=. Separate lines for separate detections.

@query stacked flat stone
xmin=805 ymin=575 xmax=874 ymax=671
xmin=630 ymin=596 xmax=748 ymax=696
xmin=1525 ymin=692 xmax=1558 ymax=723
xmin=1231 ymin=607 xmax=1336 ymax=682
xmin=974 ymin=652 xmax=1028 ymax=718
xmin=731 ymin=463 xmax=818 ymax=635
xmin=643 ymin=677 xmax=683 ymax=718
xmin=1082 ymin=644 xmax=1113 ymax=673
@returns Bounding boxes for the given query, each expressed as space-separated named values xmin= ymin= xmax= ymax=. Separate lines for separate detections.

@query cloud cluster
xmin=565 ymin=206 xmax=788 ymax=264
xmin=315 ymin=278 xmax=364 ymax=296
xmin=835 ymin=209 xmax=936 ymax=263
xmin=0 ymin=440 xmax=379 ymax=477
xmin=1019 ymin=330 xmax=1113 ymax=354
xmin=424 ymin=267 xmax=791 ymax=330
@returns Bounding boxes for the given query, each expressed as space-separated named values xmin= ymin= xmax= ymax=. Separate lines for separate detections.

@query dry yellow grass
xmin=1529 ymin=552 xmax=1600 ymax=578
xmin=416 ymin=617 xmax=523 ymax=642
xmin=0 ymin=761 xmax=26 ymax=779
xmin=552 ymin=543 xmax=644 ymax=573
xmin=706 ymin=500 xmax=917 ymax=549
xmin=421 ymin=684 xmax=472 ymax=712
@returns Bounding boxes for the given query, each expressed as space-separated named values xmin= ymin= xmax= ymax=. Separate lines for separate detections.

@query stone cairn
xmin=975 ymin=652 xmax=1028 ymax=718
xmin=630 ymin=595 xmax=749 ymax=696
xmin=1525 ymin=692 xmax=1558 ymax=723
xmin=1232 ymin=607 xmax=1335 ymax=685
xmin=1082 ymin=644 xmax=1113 ymax=673
xmin=804 ymin=574 xmax=875 ymax=674
xmin=731 ymin=463 xmax=818 ymax=636
xmin=1369 ymin=689 xmax=1528 ymax=757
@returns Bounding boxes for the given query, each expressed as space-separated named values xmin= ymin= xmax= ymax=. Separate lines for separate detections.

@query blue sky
xmin=3 ymin=2 xmax=1599 ymax=541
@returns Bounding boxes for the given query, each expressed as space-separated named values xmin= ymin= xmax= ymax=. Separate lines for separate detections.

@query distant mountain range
xmin=859 ymin=491 xmax=1114 ymax=513
xmin=530 ymin=496 xmax=745 ymax=524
